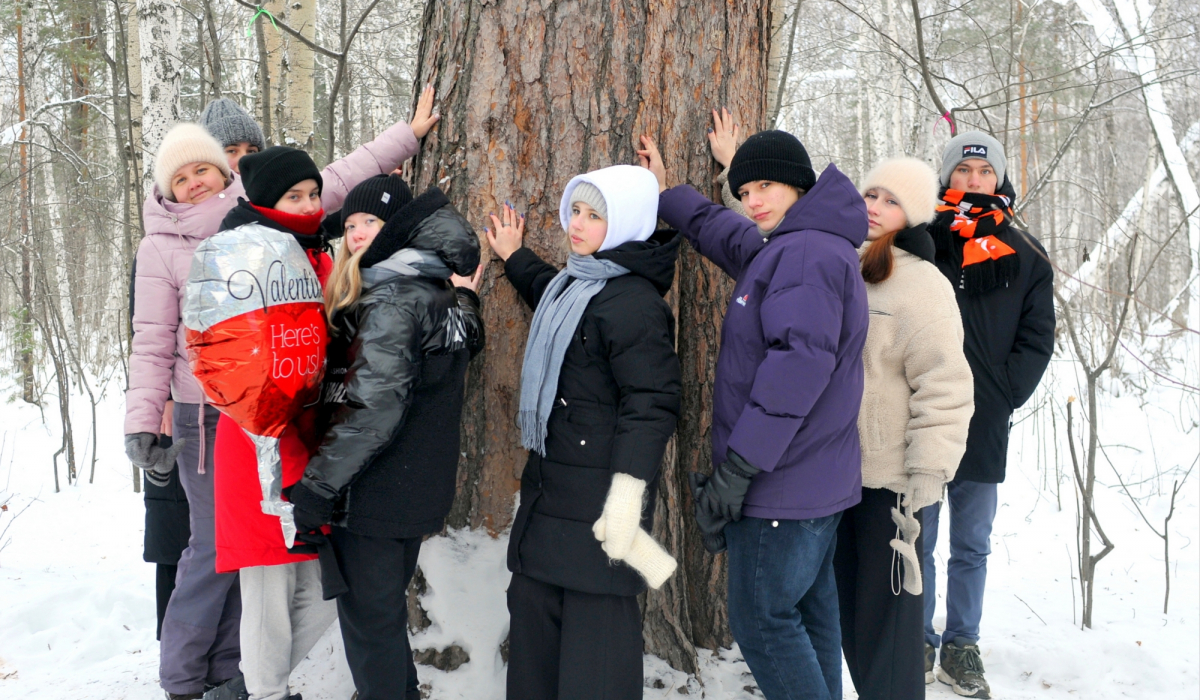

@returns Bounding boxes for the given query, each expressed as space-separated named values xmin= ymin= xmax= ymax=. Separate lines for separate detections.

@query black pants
xmin=506 ymin=573 xmax=642 ymax=700
xmin=834 ymin=487 xmax=927 ymax=700
xmin=155 ymin=563 xmax=178 ymax=641
xmin=330 ymin=528 xmax=422 ymax=700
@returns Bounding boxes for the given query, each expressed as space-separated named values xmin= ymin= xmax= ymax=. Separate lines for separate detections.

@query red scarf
xmin=250 ymin=203 xmax=325 ymax=236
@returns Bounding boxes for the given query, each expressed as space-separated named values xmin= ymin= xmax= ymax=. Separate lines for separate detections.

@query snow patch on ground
xmin=0 ymin=347 xmax=1197 ymax=699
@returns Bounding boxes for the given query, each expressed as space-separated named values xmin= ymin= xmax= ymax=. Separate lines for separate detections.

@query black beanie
xmin=239 ymin=146 xmax=323 ymax=208
xmin=341 ymin=174 xmax=413 ymax=224
xmin=727 ymin=130 xmax=817 ymax=195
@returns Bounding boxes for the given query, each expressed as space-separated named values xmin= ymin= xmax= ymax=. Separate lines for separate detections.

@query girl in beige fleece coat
xmin=835 ymin=157 xmax=974 ymax=700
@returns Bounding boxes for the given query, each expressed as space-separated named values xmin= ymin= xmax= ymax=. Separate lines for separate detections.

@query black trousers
xmin=834 ymin=487 xmax=927 ymax=700
xmin=155 ymin=563 xmax=178 ymax=641
xmin=506 ymin=573 xmax=642 ymax=700
xmin=330 ymin=528 xmax=422 ymax=700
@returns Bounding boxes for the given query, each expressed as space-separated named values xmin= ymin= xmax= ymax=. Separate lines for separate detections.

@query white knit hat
xmin=153 ymin=123 xmax=232 ymax=200
xmin=859 ymin=157 xmax=939 ymax=225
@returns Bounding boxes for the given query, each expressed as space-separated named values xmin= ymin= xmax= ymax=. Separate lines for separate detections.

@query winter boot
xmin=925 ymin=643 xmax=936 ymax=684
xmin=937 ymin=638 xmax=991 ymax=698
xmin=165 ymin=694 xmax=203 ymax=700
xmin=201 ymin=674 xmax=249 ymax=700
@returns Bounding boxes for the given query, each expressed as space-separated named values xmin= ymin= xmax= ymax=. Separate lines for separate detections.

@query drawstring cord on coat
xmin=197 ymin=394 xmax=207 ymax=474
xmin=891 ymin=490 xmax=902 ymax=596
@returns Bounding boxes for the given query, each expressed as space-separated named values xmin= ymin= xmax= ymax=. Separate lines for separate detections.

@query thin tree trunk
xmin=411 ymin=0 xmax=771 ymax=670
xmin=136 ymin=0 xmax=181 ymax=194
xmin=202 ymin=0 xmax=222 ymax=97
xmin=255 ymin=13 xmax=273 ymax=142
xmin=16 ymin=0 xmax=36 ymax=405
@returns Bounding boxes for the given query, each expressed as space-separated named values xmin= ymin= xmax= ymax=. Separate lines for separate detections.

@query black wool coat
xmin=294 ymin=188 xmax=485 ymax=539
xmin=129 ymin=260 xmax=191 ymax=565
xmin=505 ymin=231 xmax=682 ymax=597
xmin=930 ymin=193 xmax=1055 ymax=484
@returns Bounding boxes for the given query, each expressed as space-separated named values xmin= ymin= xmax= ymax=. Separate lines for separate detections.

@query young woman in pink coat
xmin=124 ymin=89 xmax=438 ymax=700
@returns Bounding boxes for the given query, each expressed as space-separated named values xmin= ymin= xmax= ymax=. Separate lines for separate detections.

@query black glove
xmin=125 ymin=433 xmax=186 ymax=480
xmin=694 ymin=450 xmax=762 ymax=523
xmin=284 ymin=481 xmax=336 ymax=534
xmin=688 ymin=472 xmax=728 ymax=554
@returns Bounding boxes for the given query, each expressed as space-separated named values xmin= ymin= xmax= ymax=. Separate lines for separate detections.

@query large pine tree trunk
xmin=410 ymin=0 xmax=771 ymax=670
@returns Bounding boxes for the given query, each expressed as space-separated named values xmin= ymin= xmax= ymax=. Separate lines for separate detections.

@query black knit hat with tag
xmin=239 ymin=146 xmax=323 ymax=208
xmin=342 ymin=174 xmax=413 ymax=223
xmin=727 ymin=130 xmax=817 ymax=195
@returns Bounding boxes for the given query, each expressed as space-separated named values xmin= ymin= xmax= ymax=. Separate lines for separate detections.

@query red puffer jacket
xmin=213 ymin=208 xmax=335 ymax=574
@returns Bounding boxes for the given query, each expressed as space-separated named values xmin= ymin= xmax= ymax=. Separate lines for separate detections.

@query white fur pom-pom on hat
xmin=859 ymin=157 xmax=940 ymax=226
xmin=153 ymin=123 xmax=232 ymax=201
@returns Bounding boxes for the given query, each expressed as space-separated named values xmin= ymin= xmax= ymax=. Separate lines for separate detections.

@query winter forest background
xmin=0 ymin=0 xmax=1197 ymax=697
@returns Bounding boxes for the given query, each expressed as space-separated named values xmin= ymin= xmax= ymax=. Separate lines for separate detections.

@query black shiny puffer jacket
xmin=299 ymin=187 xmax=484 ymax=539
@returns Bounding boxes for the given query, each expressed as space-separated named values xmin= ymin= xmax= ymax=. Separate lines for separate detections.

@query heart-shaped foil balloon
xmin=184 ymin=223 xmax=328 ymax=547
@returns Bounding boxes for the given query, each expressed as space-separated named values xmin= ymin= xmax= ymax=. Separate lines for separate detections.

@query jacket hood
xmin=360 ymin=186 xmax=480 ymax=276
xmin=217 ymin=198 xmax=326 ymax=249
xmin=559 ymin=165 xmax=660 ymax=252
xmin=774 ymin=163 xmax=869 ymax=248
xmin=143 ymin=176 xmax=245 ymax=241
xmin=594 ymin=229 xmax=680 ymax=296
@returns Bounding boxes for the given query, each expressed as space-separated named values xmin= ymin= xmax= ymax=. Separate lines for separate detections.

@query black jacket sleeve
xmin=455 ymin=287 xmax=486 ymax=359
xmin=503 ymin=247 xmax=561 ymax=310
xmin=596 ymin=287 xmax=682 ymax=482
xmin=301 ymin=300 xmax=425 ymax=500
xmin=1006 ymin=235 xmax=1055 ymax=408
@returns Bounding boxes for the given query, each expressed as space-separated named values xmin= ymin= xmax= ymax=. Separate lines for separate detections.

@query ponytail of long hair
xmin=860 ymin=229 xmax=900 ymax=284
xmin=324 ymin=235 xmax=368 ymax=330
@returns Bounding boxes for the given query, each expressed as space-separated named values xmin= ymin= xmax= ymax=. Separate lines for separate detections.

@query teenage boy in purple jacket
xmin=639 ymin=132 xmax=868 ymax=700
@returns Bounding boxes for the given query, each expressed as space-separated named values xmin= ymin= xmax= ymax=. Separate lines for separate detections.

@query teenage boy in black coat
xmin=922 ymin=131 xmax=1054 ymax=699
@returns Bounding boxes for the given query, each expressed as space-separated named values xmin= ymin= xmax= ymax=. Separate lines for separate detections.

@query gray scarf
xmin=360 ymin=248 xmax=451 ymax=289
xmin=518 ymin=253 xmax=630 ymax=455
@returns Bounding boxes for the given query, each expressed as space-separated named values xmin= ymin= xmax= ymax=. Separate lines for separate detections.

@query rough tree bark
xmin=409 ymin=0 xmax=771 ymax=671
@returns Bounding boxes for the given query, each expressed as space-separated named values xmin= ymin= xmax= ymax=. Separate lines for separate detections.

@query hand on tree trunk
xmin=707 ymin=108 xmax=740 ymax=168
xmin=485 ymin=203 xmax=525 ymax=261
xmin=409 ymin=84 xmax=440 ymax=138
xmin=637 ymin=135 xmax=668 ymax=193
xmin=450 ymin=264 xmax=484 ymax=292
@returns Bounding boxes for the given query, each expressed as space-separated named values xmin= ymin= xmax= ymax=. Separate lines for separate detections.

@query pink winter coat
xmin=124 ymin=122 xmax=420 ymax=435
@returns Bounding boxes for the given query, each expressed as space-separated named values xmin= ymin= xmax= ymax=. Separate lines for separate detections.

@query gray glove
xmin=125 ymin=433 xmax=185 ymax=484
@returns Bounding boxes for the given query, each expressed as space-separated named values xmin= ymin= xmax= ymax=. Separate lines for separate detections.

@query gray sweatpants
xmin=240 ymin=559 xmax=339 ymax=700
xmin=160 ymin=403 xmax=242 ymax=695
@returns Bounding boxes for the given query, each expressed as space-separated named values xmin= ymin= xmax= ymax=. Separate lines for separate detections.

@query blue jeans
xmin=726 ymin=514 xmax=843 ymax=700
xmin=921 ymin=480 xmax=998 ymax=648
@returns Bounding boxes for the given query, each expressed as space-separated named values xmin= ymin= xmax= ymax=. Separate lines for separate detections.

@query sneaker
xmin=201 ymin=674 xmax=249 ymax=700
xmin=937 ymin=638 xmax=991 ymax=698
xmin=925 ymin=643 xmax=936 ymax=684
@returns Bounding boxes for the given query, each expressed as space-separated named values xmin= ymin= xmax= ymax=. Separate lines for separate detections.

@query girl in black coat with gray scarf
xmin=487 ymin=164 xmax=681 ymax=700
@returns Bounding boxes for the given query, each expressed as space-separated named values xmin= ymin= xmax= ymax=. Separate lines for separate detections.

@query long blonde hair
xmin=324 ymin=235 xmax=369 ymax=328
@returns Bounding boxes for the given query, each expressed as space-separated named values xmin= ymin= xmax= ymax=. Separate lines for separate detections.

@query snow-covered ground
xmin=1 ymin=342 xmax=1197 ymax=698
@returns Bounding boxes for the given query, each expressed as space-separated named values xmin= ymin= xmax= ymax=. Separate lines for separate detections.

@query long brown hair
xmin=860 ymin=230 xmax=900 ymax=284
xmin=323 ymin=234 xmax=368 ymax=328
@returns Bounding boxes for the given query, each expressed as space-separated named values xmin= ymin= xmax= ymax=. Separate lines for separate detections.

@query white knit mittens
xmin=889 ymin=505 xmax=923 ymax=595
xmin=592 ymin=473 xmax=678 ymax=589
xmin=903 ymin=473 xmax=945 ymax=513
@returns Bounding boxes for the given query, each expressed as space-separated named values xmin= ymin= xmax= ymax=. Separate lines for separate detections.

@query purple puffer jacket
xmin=657 ymin=163 xmax=869 ymax=520
xmin=124 ymin=122 xmax=420 ymax=435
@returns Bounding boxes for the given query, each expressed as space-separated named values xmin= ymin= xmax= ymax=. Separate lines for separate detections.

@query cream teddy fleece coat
xmin=859 ymin=244 xmax=974 ymax=493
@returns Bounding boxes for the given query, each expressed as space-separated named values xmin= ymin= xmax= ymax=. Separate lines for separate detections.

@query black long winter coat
xmin=129 ymin=260 xmax=190 ymax=565
xmin=298 ymin=188 xmax=484 ymax=539
xmin=931 ymin=195 xmax=1055 ymax=484
xmin=505 ymin=231 xmax=682 ymax=597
